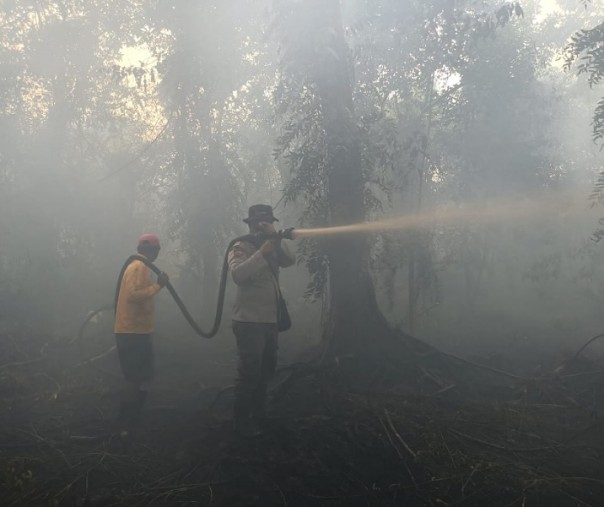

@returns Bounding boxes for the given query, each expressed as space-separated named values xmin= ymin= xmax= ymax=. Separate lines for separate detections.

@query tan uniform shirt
xmin=114 ymin=258 xmax=161 ymax=334
xmin=228 ymin=239 xmax=295 ymax=323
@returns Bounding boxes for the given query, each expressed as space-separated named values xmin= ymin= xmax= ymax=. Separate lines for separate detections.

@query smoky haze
xmin=2 ymin=0 xmax=604 ymax=503
xmin=0 ymin=0 xmax=601 ymax=381
xmin=0 ymin=0 xmax=602 ymax=385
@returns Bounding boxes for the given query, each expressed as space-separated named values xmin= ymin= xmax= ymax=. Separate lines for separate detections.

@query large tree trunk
xmin=274 ymin=0 xmax=439 ymax=379
xmin=310 ymin=0 xmax=386 ymax=359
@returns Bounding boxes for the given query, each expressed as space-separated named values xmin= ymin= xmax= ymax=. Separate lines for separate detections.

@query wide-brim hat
xmin=243 ymin=204 xmax=279 ymax=224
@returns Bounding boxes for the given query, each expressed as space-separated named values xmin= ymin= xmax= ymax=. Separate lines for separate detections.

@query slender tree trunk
xmin=200 ymin=138 xmax=222 ymax=322
xmin=408 ymin=73 xmax=434 ymax=333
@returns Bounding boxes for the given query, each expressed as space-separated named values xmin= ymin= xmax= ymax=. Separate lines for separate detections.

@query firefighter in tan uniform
xmin=228 ymin=205 xmax=295 ymax=434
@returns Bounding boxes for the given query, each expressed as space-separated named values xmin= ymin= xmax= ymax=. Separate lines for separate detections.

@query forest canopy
xmin=3 ymin=1 xmax=604 ymax=506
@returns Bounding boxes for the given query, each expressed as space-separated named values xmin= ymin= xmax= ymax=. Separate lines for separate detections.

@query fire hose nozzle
xmin=279 ymin=227 xmax=296 ymax=240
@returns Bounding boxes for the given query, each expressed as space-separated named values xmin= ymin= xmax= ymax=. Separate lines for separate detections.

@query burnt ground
xmin=1 ymin=324 xmax=604 ymax=507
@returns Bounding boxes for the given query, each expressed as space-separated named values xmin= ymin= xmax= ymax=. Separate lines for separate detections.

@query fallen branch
xmin=384 ymin=409 xmax=417 ymax=459
xmin=378 ymin=414 xmax=418 ymax=489
xmin=448 ymin=428 xmax=561 ymax=453
xmin=70 ymin=345 xmax=116 ymax=369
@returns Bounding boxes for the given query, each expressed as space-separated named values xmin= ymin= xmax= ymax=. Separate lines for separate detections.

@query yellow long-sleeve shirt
xmin=114 ymin=258 xmax=162 ymax=334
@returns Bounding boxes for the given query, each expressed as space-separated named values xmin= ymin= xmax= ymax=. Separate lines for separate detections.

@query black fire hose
xmin=76 ymin=229 xmax=295 ymax=342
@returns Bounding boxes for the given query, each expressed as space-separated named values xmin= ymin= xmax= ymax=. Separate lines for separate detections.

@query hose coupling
xmin=279 ymin=227 xmax=296 ymax=240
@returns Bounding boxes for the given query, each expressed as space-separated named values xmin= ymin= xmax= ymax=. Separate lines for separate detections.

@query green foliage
xmin=0 ymin=1 xmax=281 ymax=326
xmin=144 ymin=1 xmax=273 ymax=295
xmin=565 ymin=22 xmax=604 ymax=87
xmin=0 ymin=1 xmax=157 ymax=326
xmin=564 ymin=10 xmax=604 ymax=142
xmin=589 ymin=168 xmax=604 ymax=242
xmin=273 ymin=80 xmax=330 ymax=297
xmin=563 ymin=1 xmax=604 ymax=243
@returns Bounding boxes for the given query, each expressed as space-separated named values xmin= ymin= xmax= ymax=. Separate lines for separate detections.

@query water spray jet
xmin=284 ymin=190 xmax=589 ymax=240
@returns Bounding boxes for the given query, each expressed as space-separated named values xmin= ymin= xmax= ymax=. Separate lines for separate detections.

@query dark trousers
xmin=232 ymin=321 xmax=278 ymax=424
xmin=114 ymin=334 xmax=153 ymax=427
xmin=115 ymin=333 xmax=154 ymax=383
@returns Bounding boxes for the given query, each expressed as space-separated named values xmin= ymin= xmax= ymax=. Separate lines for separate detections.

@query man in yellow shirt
xmin=114 ymin=233 xmax=169 ymax=429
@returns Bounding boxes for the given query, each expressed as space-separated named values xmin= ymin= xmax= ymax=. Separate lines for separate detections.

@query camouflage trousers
xmin=232 ymin=321 xmax=279 ymax=425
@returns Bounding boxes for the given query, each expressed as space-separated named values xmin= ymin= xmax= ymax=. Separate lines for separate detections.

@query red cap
xmin=138 ymin=233 xmax=160 ymax=247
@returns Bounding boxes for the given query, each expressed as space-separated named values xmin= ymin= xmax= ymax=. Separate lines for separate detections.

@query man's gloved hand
xmin=157 ymin=272 xmax=169 ymax=288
